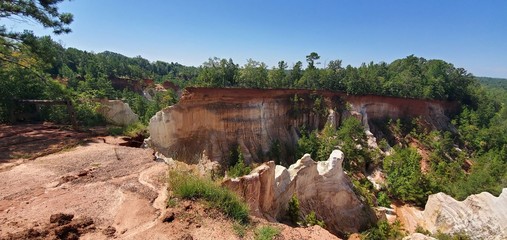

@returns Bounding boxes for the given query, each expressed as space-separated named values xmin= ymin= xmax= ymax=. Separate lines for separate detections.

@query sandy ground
xmin=0 ymin=125 xmax=339 ymax=240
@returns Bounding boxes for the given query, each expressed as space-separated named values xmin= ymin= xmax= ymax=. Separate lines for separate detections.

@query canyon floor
xmin=0 ymin=124 xmax=337 ymax=240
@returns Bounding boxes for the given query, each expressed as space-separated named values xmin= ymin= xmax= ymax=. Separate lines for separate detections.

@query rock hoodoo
xmin=147 ymin=87 xmax=458 ymax=164
xmin=419 ymin=188 xmax=507 ymax=240
xmin=98 ymin=99 xmax=139 ymax=126
xmin=222 ymin=150 xmax=377 ymax=236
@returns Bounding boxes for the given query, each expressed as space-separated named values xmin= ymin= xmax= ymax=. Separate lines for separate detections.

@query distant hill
xmin=476 ymin=76 xmax=507 ymax=89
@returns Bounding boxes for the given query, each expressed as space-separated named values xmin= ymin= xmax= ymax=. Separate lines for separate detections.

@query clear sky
xmin=4 ymin=0 xmax=507 ymax=78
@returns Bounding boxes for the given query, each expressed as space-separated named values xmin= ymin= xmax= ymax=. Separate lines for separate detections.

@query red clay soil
xmin=0 ymin=124 xmax=340 ymax=240
xmin=0 ymin=123 xmax=91 ymax=163
xmin=180 ymin=87 xmax=460 ymax=118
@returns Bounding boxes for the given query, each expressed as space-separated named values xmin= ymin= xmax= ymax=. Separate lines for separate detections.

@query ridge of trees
xmin=193 ymin=54 xmax=476 ymax=103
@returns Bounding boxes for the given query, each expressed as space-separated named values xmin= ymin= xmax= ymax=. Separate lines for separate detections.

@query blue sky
xmin=4 ymin=0 xmax=507 ymax=77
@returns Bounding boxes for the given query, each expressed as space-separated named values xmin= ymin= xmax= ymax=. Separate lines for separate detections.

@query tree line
xmin=191 ymin=53 xmax=476 ymax=103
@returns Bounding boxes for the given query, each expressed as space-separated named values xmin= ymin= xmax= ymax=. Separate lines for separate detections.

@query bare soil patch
xmin=0 ymin=124 xmax=340 ymax=239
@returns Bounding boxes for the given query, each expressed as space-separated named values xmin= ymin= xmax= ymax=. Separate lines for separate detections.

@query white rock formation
xmin=222 ymin=150 xmax=377 ymax=236
xmin=420 ymin=188 xmax=507 ymax=240
xmin=98 ymin=99 xmax=139 ymax=126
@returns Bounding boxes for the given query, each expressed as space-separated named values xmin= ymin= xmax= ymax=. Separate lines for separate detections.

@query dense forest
xmin=0 ymin=33 xmax=479 ymax=123
xmin=1 ymin=0 xmax=506 ymax=222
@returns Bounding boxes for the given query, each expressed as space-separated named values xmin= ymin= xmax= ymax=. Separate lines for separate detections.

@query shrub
xmin=384 ymin=147 xmax=430 ymax=206
xmin=254 ymin=226 xmax=280 ymax=240
xmin=304 ymin=211 xmax=325 ymax=228
xmin=377 ymin=191 xmax=391 ymax=207
xmin=232 ymin=222 xmax=247 ymax=238
xmin=362 ymin=220 xmax=405 ymax=240
xmin=124 ymin=121 xmax=148 ymax=137
xmin=227 ymin=145 xmax=252 ymax=178
xmin=296 ymin=130 xmax=319 ymax=159
xmin=287 ymin=194 xmax=300 ymax=224
xmin=434 ymin=231 xmax=471 ymax=240
xmin=168 ymin=171 xmax=249 ymax=224
xmin=351 ymin=178 xmax=375 ymax=208
xmin=415 ymin=225 xmax=431 ymax=235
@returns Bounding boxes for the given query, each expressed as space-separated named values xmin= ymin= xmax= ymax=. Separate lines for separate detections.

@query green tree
xmin=0 ymin=0 xmax=73 ymax=38
xmin=1 ymin=0 xmax=73 ymax=74
xmin=287 ymin=194 xmax=300 ymax=224
xmin=196 ymin=57 xmax=238 ymax=87
xmin=268 ymin=60 xmax=287 ymax=88
xmin=296 ymin=130 xmax=319 ymax=159
xmin=337 ymin=117 xmax=369 ymax=171
xmin=238 ymin=58 xmax=268 ymax=88
xmin=384 ymin=147 xmax=429 ymax=206
xmin=317 ymin=123 xmax=338 ymax=161
xmin=296 ymin=67 xmax=320 ymax=89
xmin=305 ymin=52 xmax=320 ymax=69
xmin=287 ymin=61 xmax=303 ymax=88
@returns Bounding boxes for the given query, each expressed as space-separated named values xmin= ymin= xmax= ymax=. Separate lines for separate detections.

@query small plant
xmin=254 ymin=226 xmax=280 ymax=240
xmin=107 ymin=126 xmax=125 ymax=136
xmin=415 ymin=225 xmax=431 ymax=235
xmin=377 ymin=191 xmax=391 ymax=207
xmin=232 ymin=222 xmax=247 ymax=238
xmin=434 ymin=231 xmax=470 ymax=240
xmin=351 ymin=178 xmax=375 ymax=208
xmin=287 ymin=194 xmax=300 ymax=224
xmin=304 ymin=211 xmax=326 ymax=228
xmin=166 ymin=197 xmax=179 ymax=208
xmin=378 ymin=138 xmax=390 ymax=151
xmin=124 ymin=121 xmax=148 ymax=137
xmin=168 ymin=170 xmax=249 ymax=224
xmin=227 ymin=146 xmax=252 ymax=178
xmin=362 ymin=220 xmax=405 ymax=240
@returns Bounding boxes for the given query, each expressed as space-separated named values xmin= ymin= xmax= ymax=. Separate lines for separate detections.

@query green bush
xmin=254 ymin=226 xmax=280 ymax=240
xmin=304 ymin=211 xmax=325 ymax=228
xmin=377 ymin=191 xmax=391 ymax=207
xmin=232 ymin=222 xmax=247 ymax=238
xmin=434 ymin=231 xmax=470 ymax=240
xmin=227 ymin=145 xmax=252 ymax=178
xmin=296 ymin=130 xmax=319 ymax=159
xmin=362 ymin=220 xmax=404 ymax=240
xmin=352 ymin=178 xmax=375 ymax=208
xmin=337 ymin=117 xmax=370 ymax=172
xmin=168 ymin=171 xmax=249 ymax=224
xmin=124 ymin=121 xmax=148 ymax=137
xmin=287 ymin=194 xmax=300 ymax=224
xmin=384 ymin=147 xmax=430 ymax=206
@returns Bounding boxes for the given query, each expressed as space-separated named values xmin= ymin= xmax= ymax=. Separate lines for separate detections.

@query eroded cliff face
xmin=222 ymin=150 xmax=377 ymax=237
xmin=148 ymin=88 xmax=458 ymax=164
xmin=420 ymin=189 xmax=507 ymax=240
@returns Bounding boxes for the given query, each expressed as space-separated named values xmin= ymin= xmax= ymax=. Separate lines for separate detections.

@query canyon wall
xmin=148 ymin=88 xmax=458 ymax=164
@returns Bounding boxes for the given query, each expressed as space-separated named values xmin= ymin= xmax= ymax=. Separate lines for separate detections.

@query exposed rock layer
xmin=148 ymin=87 xmax=458 ymax=164
xmin=420 ymin=189 xmax=507 ymax=240
xmin=98 ymin=99 xmax=139 ymax=126
xmin=222 ymin=150 xmax=377 ymax=236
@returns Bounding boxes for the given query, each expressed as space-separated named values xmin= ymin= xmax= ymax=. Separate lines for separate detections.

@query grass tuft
xmin=168 ymin=170 xmax=250 ymax=224
xmin=254 ymin=226 xmax=280 ymax=240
